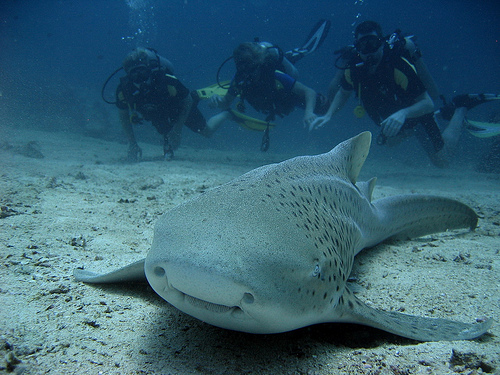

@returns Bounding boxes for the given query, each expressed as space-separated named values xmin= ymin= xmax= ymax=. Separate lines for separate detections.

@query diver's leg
xmin=442 ymin=106 xmax=467 ymax=151
xmin=152 ymin=120 xmax=175 ymax=159
xmin=453 ymin=93 xmax=497 ymax=110
xmin=415 ymin=116 xmax=449 ymax=168
xmin=202 ymin=111 xmax=233 ymax=137
xmin=281 ymin=58 xmax=299 ymax=79
xmin=443 ymin=93 xmax=498 ymax=146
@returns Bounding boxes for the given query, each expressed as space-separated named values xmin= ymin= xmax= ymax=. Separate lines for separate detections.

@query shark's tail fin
xmin=365 ymin=195 xmax=478 ymax=248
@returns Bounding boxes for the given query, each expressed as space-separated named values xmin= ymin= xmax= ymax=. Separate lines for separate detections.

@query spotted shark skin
xmin=75 ymin=132 xmax=492 ymax=341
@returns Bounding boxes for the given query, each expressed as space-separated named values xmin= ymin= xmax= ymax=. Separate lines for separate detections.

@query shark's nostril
xmin=154 ymin=266 xmax=166 ymax=277
xmin=243 ymin=293 xmax=254 ymax=304
xmin=231 ymin=307 xmax=244 ymax=319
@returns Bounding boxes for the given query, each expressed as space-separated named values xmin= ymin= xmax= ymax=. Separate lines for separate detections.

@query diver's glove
xmin=127 ymin=142 xmax=142 ymax=162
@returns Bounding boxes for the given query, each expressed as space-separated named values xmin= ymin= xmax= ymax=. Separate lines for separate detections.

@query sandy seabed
xmin=1 ymin=125 xmax=499 ymax=375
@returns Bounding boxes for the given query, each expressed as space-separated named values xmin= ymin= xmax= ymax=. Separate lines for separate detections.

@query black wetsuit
xmin=116 ymin=70 xmax=206 ymax=136
xmin=342 ymin=48 xmax=444 ymax=154
xmin=229 ymin=70 xmax=327 ymax=121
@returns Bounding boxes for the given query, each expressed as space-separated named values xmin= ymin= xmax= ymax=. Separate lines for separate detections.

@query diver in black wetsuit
xmin=311 ymin=21 xmax=448 ymax=166
xmin=207 ymin=20 xmax=331 ymax=151
xmin=321 ymin=22 xmax=497 ymax=166
xmin=115 ymin=47 xmax=219 ymax=161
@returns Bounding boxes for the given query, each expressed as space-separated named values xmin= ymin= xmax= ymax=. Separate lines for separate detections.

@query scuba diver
xmin=104 ymin=47 xmax=219 ymax=161
xmin=311 ymin=20 xmax=497 ymax=167
xmin=207 ymin=20 xmax=330 ymax=151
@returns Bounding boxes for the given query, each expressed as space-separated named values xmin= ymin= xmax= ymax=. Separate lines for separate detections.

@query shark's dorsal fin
xmin=327 ymin=131 xmax=371 ymax=184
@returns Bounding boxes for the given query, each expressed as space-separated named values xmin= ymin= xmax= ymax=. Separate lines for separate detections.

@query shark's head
xmin=144 ymin=175 xmax=359 ymax=333
xmin=145 ymin=207 xmax=350 ymax=333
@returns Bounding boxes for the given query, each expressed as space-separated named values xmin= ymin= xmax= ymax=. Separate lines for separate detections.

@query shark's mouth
xmin=184 ymin=293 xmax=234 ymax=313
xmin=170 ymin=285 xmax=244 ymax=315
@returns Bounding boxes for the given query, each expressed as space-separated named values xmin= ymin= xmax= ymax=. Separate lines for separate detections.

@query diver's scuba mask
xmin=129 ymin=66 xmax=152 ymax=84
xmin=235 ymin=59 xmax=261 ymax=82
xmin=355 ymin=35 xmax=383 ymax=55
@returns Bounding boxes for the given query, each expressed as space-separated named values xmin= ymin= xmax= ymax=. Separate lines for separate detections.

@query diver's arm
xmin=404 ymin=38 xmax=441 ymax=104
xmin=326 ymin=69 xmax=344 ymax=102
xmin=119 ymin=109 xmax=136 ymax=144
xmin=381 ymin=91 xmax=434 ymax=137
xmin=309 ymin=87 xmax=352 ymax=131
xmin=119 ymin=109 xmax=142 ymax=160
xmin=168 ymin=93 xmax=193 ymax=150
xmin=413 ymin=58 xmax=441 ymax=104
xmin=400 ymin=91 xmax=434 ymax=119
xmin=292 ymin=81 xmax=317 ymax=128
xmin=209 ymin=92 xmax=236 ymax=110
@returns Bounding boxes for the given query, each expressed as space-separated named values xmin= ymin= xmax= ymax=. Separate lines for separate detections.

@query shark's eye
xmin=312 ymin=264 xmax=321 ymax=278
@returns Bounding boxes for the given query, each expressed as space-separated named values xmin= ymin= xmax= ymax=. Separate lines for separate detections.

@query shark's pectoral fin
xmin=74 ymin=259 xmax=146 ymax=283
xmin=336 ymin=288 xmax=492 ymax=341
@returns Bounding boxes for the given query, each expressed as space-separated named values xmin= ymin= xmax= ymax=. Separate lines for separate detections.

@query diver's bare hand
xmin=381 ymin=110 xmax=406 ymax=137
xmin=303 ymin=113 xmax=318 ymax=131
xmin=167 ymin=129 xmax=182 ymax=151
xmin=308 ymin=115 xmax=331 ymax=132
xmin=209 ymin=94 xmax=224 ymax=109
xmin=127 ymin=142 xmax=142 ymax=162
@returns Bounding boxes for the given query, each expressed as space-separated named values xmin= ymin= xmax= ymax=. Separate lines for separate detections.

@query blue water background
xmin=1 ymin=0 xmax=499 ymax=163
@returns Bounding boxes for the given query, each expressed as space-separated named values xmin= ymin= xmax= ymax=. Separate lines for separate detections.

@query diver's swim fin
xmin=466 ymin=119 xmax=500 ymax=138
xmin=285 ymin=19 xmax=331 ymax=64
xmin=453 ymin=93 xmax=500 ymax=110
xmin=454 ymin=94 xmax=500 ymax=137
xmin=195 ymin=81 xmax=230 ymax=99
xmin=439 ymin=93 xmax=499 ymax=121
xmin=228 ymin=109 xmax=276 ymax=132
